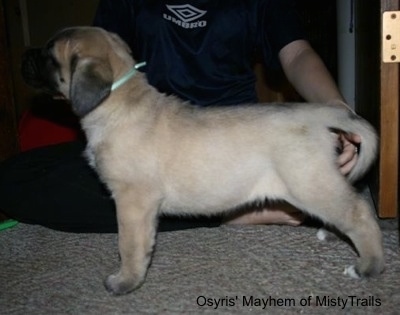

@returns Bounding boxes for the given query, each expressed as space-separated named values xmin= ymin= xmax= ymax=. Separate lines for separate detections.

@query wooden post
xmin=0 ymin=1 xmax=19 ymax=161
xmin=379 ymin=0 xmax=399 ymax=217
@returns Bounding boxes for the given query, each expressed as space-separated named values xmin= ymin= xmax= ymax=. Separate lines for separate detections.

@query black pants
xmin=0 ymin=141 xmax=221 ymax=233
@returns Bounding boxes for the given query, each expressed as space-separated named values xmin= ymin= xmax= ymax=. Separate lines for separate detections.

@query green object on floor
xmin=0 ymin=219 xmax=18 ymax=231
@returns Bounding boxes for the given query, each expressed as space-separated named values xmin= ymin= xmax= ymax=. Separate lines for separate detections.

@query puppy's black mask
xmin=21 ymin=47 xmax=61 ymax=95
xmin=21 ymin=30 xmax=113 ymax=118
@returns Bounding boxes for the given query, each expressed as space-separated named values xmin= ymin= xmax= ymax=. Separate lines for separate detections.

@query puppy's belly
xmin=160 ymin=168 xmax=288 ymax=215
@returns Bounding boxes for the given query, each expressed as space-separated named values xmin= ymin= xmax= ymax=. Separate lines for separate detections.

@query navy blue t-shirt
xmin=93 ymin=0 xmax=304 ymax=106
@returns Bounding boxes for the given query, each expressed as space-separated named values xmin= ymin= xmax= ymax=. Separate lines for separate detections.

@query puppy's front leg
xmin=104 ymin=186 xmax=159 ymax=295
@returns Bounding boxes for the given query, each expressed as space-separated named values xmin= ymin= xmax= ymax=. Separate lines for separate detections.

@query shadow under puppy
xmin=21 ymin=26 xmax=384 ymax=295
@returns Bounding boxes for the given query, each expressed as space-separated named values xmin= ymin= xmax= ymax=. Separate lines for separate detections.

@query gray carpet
xmin=0 ymin=219 xmax=399 ymax=315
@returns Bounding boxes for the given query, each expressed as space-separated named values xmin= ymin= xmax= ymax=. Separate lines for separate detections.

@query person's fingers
xmin=337 ymin=133 xmax=360 ymax=175
xmin=339 ymin=151 xmax=358 ymax=175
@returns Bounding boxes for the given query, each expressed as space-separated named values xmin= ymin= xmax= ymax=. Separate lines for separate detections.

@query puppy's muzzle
xmin=21 ymin=48 xmax=60 ymax=94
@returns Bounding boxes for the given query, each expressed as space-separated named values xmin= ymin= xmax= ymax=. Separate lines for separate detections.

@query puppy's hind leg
xmin=287 ymin=174 xmax=384 ymax=278
xmin=104 ymin=184 xmax=160 ymax=295
xmin=339 ymin=196 xmax=384 ymax=278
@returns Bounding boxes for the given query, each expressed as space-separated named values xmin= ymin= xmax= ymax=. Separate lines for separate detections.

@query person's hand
xmin=336 ymin=132 xmax=361 ymax=176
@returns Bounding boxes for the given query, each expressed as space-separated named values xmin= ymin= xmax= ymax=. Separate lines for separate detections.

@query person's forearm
xmin=279 ymin=40 xmax=345 ymax=104
xmin=279 ymin=40 xmax=359 ymax=176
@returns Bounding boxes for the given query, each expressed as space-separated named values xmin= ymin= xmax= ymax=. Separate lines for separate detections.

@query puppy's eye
xmin=60 ymin=77 xmax=65 ymax=83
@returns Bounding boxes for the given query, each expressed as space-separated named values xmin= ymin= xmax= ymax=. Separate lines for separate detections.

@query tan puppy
xmin=22 ymin=27 xmax=384 ymax=295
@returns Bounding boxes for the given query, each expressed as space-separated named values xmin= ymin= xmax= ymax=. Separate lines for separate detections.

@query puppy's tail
xmin=330 ymin=108 xmax=378 ymax=183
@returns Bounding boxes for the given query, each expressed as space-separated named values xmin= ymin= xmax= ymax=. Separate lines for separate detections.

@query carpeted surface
xmin=0 ymin=220 xmax=399 ymax=315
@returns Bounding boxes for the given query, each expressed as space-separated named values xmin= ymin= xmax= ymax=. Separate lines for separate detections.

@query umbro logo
xmin=166 ymin=4 xmax=206 ymax=22
xmin=163 ymin=4 xmax=207 ymax=29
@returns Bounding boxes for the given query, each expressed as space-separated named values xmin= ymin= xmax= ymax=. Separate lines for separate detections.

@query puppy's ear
xmin=70 ymin=56 xmax=113 ymax=117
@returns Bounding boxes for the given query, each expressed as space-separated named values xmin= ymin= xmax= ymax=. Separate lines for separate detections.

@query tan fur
xmin=23 ymin=27 xmax=384 ymax=295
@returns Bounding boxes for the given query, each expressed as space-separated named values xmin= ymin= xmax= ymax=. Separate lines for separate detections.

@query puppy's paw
xmin=344 ymin=257 xmax=384 ymax=279
xmin=343 ymin=265 xmax=361 ymax=279
xmin=104 ymin=273 xmax=143 ymax=296
xmin=316 ymin=228 xmax=329 ymax=241
xmin=316 ymin=228 xmax=337 ymax=241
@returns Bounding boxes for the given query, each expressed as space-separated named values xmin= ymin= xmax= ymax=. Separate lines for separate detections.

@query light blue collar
xmin=111 ymin=62 xmax=146 ymax=91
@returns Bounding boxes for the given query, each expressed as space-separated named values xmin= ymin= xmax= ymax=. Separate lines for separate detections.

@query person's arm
xmin=279 ymin=39 xmax=360 ymax=175
xmin=279 ymin=39 xmax=344 ymax=104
